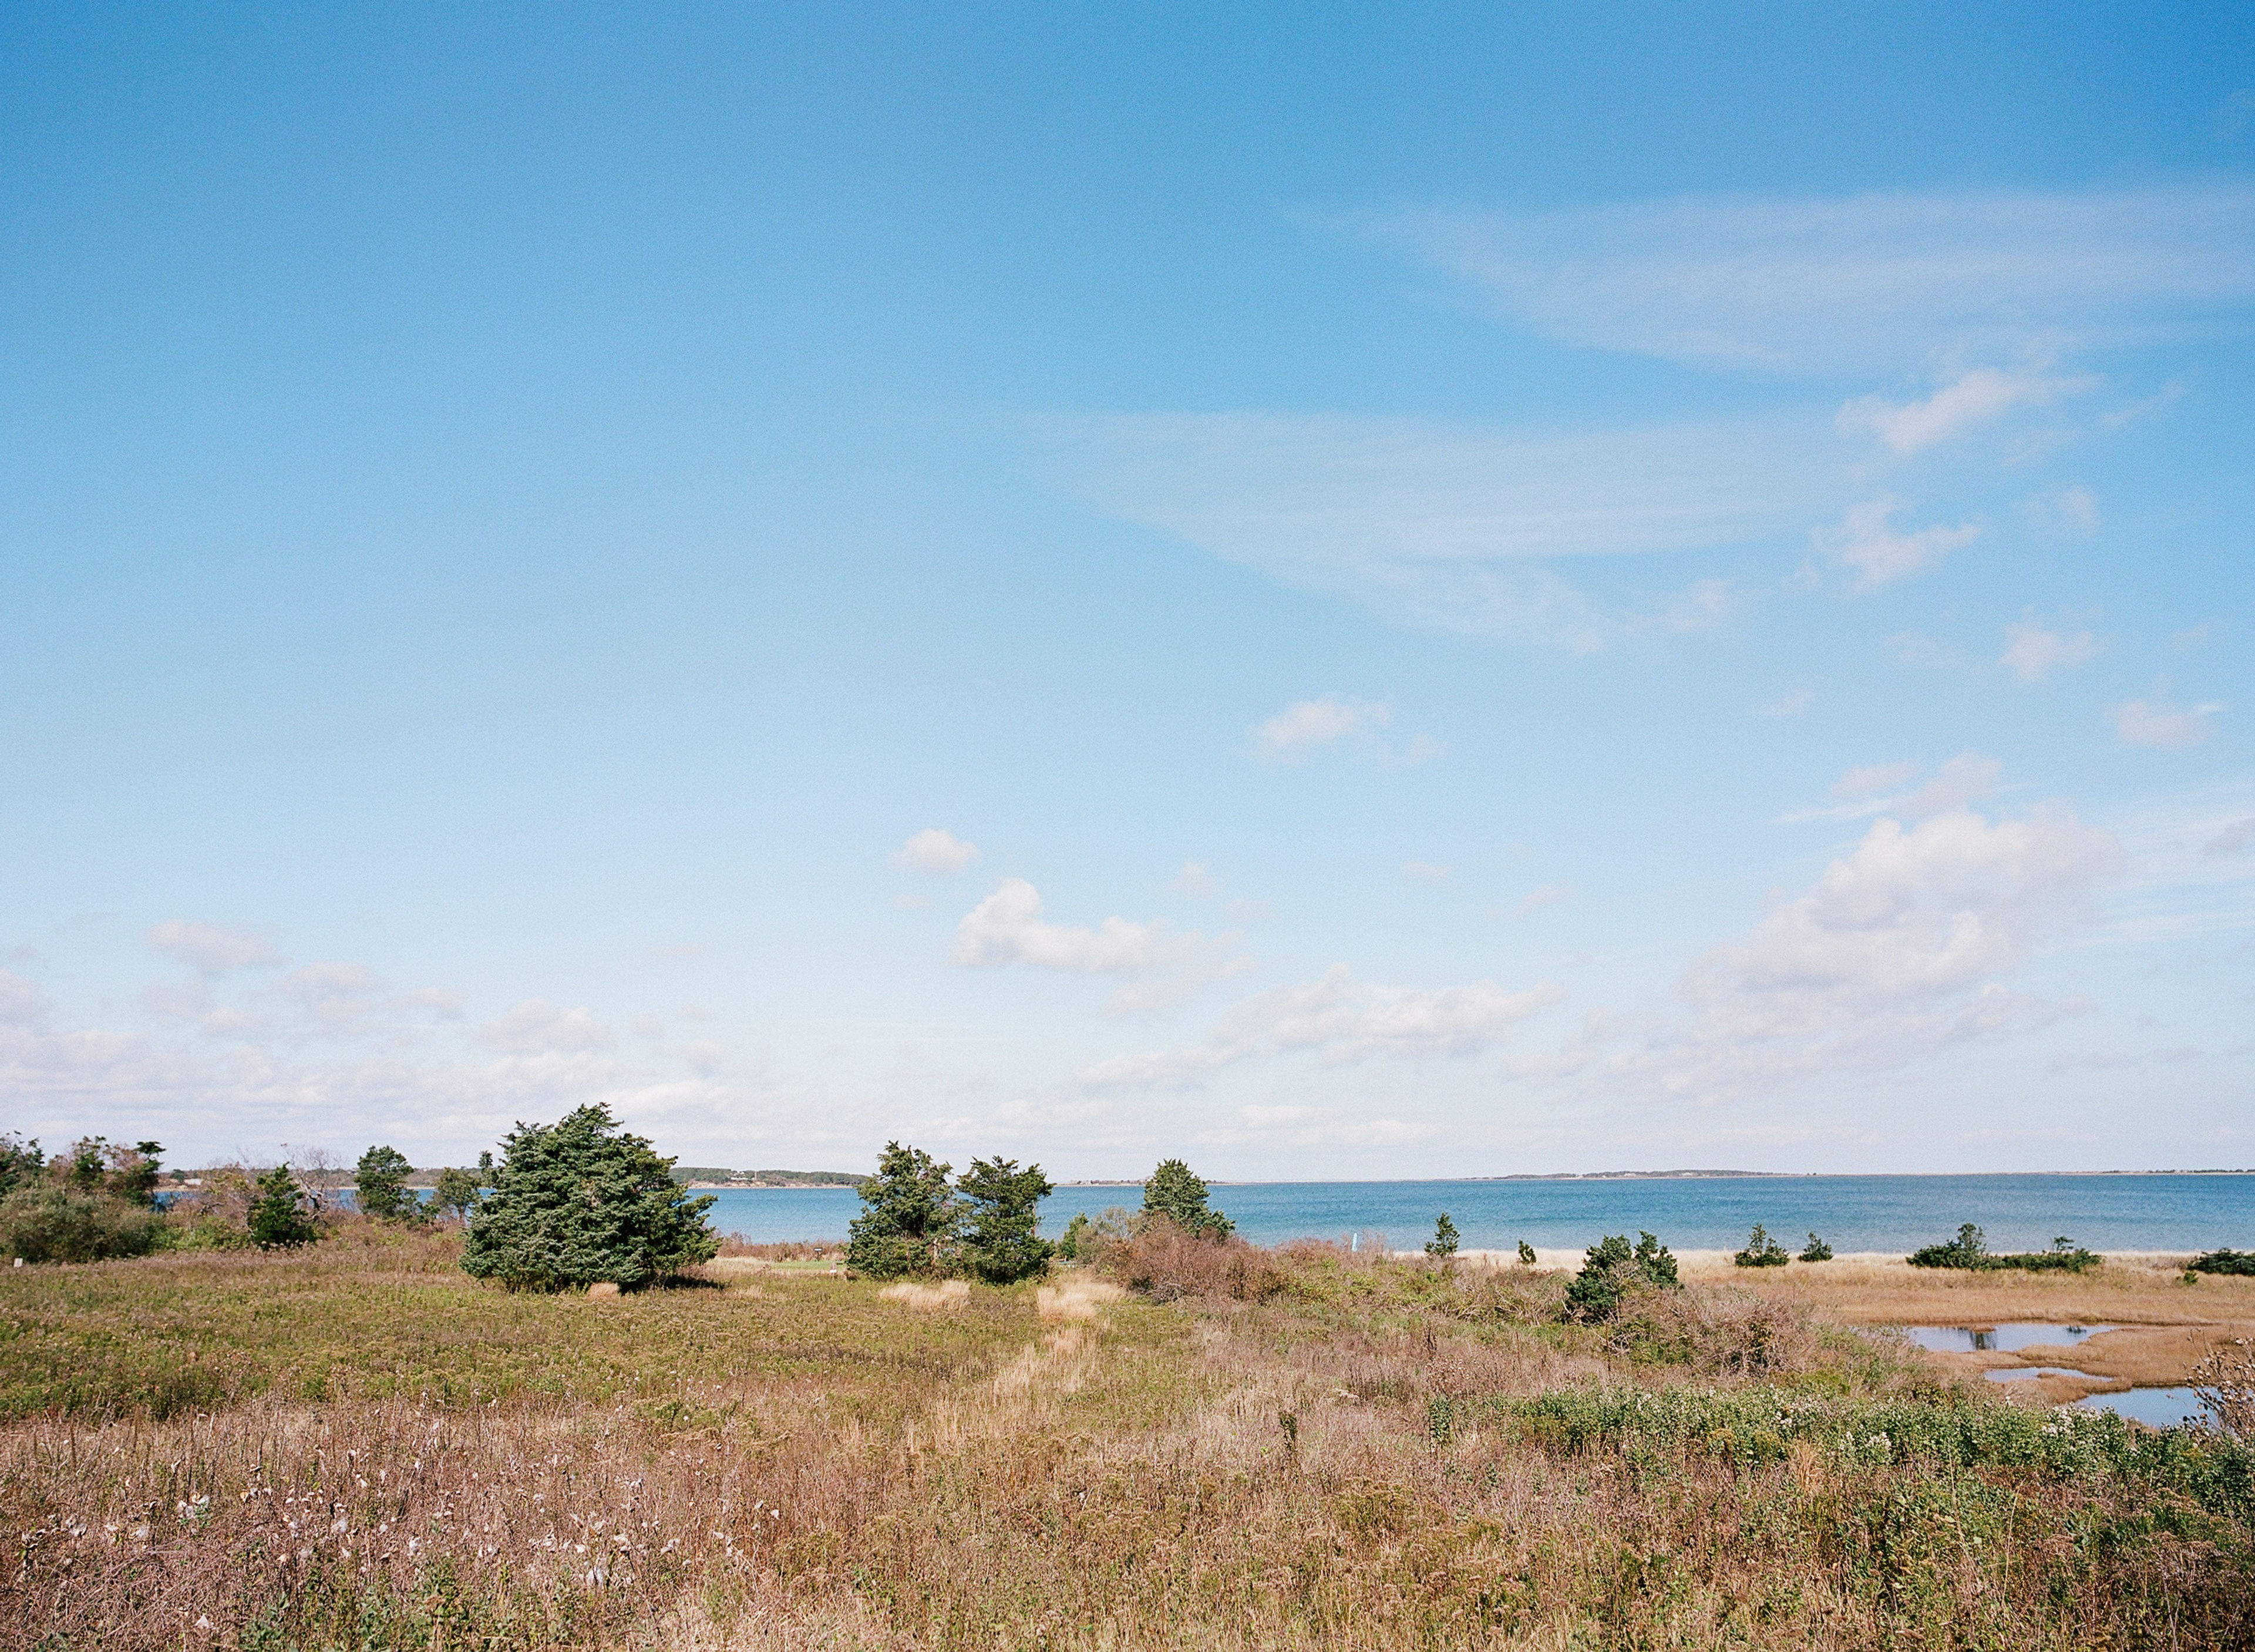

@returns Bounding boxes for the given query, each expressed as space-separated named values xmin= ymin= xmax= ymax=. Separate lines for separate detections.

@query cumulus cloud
xmin=2113 ymin=695 xmax=2221 ymax=749
xmin=2002 ymin=617 xmax=2100 ymax=683
xmin=476 ymin=1000 xmax=617 ymax=1054
xmin=1904 ymin=753 xmax=2002 ymax=818
xmin=893 ymin=828 xmax=980 ymax=874
xmin=2204 ymin=819 xmax=2255 ymax=859
xmin=1081 ymin=964 xmax=1564 ymax=1091
xmin=1253 ymin=695 xmax=1391 ymax=761
xmin=1813 ymin=496 xmax=1980 ymax=590
xmin=1838 ymin=368 xmax=2091 ymax=455
xmin=147 ymin=921 xmax=278 ymax=976
xmin=953 ymin=878 xmax=1246 ymax=1012
xmin=1668 ymin=800 xmax=2122 ymax=1085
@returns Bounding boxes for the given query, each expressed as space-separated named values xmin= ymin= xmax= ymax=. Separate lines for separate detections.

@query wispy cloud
xmin=1812 ymin=496 xmax=1980 ymax=589
xmin=147 ymin=921 xmax=278 ymax=977
xmin=1837 ymin=367 xmax=2094 ymax=455
xmin=1351 ymin=183 xmax=2255 ymax=373
xmin=1253 ymin=695 xmax=1390 ymax=760
xmin=2002 ymin=615 xmax=2100 ymax=683
xmin=1059 ymin=411 xmax=1836 ymax=648
xmin=2112 ymin=694 xmax=2222 ymax=750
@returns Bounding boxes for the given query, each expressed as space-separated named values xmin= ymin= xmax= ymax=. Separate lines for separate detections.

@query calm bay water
xmin=698 ymin=1173 xmax=2255 ymax=1253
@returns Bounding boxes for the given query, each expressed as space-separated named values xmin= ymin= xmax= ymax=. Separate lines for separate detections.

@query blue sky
xmin=3 ymin=4 xmax=2251 ymax=1176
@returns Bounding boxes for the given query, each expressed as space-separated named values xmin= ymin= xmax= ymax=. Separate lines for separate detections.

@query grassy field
xmin=2 ymin=1229 xmax=2251 ymax=1650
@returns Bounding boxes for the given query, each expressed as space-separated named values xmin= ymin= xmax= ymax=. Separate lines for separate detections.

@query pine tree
xmin=248 ymin=1165 xmax=318 ymax=1250
xmin=355 ymin=1145 xmax=419 ymax=1221
xmin=1425 ymin=1213 xmax=1460 ymax=1257
xmin=460 ymin=1105 xmax=716 ymax=1290
xmin=957 ymin=1157 xmax=1055 ymax=1283
xmin=844 ymin=1142 xmax=960 ymax=1280
xmin=1140 ymin=1159 xmax=1233 ymax=1238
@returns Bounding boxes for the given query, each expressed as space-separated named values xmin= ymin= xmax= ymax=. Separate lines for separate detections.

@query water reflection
xmin=1900 ymin=1323 xmax=2115 ymax=1353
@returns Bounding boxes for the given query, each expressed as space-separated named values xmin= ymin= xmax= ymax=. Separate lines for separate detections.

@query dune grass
xmin=2 ymin=1229 xmax=2251 ymax=1649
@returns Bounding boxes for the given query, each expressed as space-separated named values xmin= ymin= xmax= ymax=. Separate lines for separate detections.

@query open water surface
xmin=696 ymin=1173 xmax=2255 ymax=1252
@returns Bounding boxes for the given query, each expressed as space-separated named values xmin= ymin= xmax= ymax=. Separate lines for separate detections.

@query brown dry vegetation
xmin=2 ymin=1223 xmax=2251 ymax=1650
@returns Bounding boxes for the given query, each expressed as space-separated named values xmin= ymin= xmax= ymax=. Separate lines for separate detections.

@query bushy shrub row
xmin=1908 ymin=1222 xmax=2099 ymax=1271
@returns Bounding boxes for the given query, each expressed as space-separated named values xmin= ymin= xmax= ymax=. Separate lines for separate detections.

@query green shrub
xmin=1733 ymin=1223 xmax=1790 ymax=1267
xmin=1517 ymin=1239 xmax=1536 ymax=1266
xmin=844 ymin=1142 xmax=961 ymax=1280
xmin=1799 ymin=1231 xmax=1833 ymax=1262
xmin=957 ymin=1156 xmax=1054 ymax=1284
xmin=1141 ymin=1159 xmax=1233 ymax=1238
xmin=460 ymin=1105 xmax=716 ymax=1290
xmin=1057 ymin=1212 xmax=1091 ymax=1261
xmin=1425 ymin=1213 xmax=1460 ymax=1257
xmin=1565 ymin=1231 xmax=1678 ymax=1321
xmin=0 ymin=1184 xmax=164 ymax=1263
xmin=2189 ymin=1248 xmax=2255 ymax=1277
xmin=1907 ymin=1223 xmax=2098 ymax=1271
xmin=248 ymin=1166 xmax=319 ymax=1250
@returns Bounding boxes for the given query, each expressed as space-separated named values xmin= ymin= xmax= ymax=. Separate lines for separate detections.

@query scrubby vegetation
xmin=2189 ymin=1246 xmax=2255 ymax=1277
xmin=1799 ymin=1230 xmax=1833 ymax=1261
xmin=0 ymin=1135 xmax=169 ymax=1263
xmin=1139 ymin=1156 xmax=1233 ymax=1237
xmin=1425 ymin=1212 xmax=1459 ymax=1257
xmin=5 ymin=1227 xmax=2252 ymax=1650
xmin=1564 ymin=1229 xmax=1678 ymax=1320
xmin=1908 ymin=1221 xmax=2101 ymax=1271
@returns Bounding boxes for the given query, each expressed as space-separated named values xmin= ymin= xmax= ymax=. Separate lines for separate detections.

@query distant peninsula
xmin=669 ymin=1167 xmax=870 ymax=1189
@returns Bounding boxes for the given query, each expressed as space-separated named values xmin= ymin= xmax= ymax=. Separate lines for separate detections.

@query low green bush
xmin=0 ymin=1184 xmax=164 ymax=1264
xmin=1566 ymin=1231 xmax=1678 ymax=1321
xmin=1799 ymin=1231 xmax=1833 ymax=1262
xmin=2189 ymin=1248 xmax=2255 ymax=1277
xmin=1733 ymin=1223 xmax=1790 ymax=1267
xmin=1907 ymin=1223 xmax=2098 ymax=1272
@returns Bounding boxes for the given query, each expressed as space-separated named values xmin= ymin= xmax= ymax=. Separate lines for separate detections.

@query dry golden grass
xmin=876 ymin=1279 xmax=971 ymax=1310
xmin=2 ymin=1228 xmax=2251 ymax=1650
xmin=1687 ymin=1250 xmax=2255 ymax=1325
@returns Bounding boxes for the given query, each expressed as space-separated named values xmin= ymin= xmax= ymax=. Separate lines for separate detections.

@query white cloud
xmin=476 ymin=1000 xmax=617 ymax=1055
xmin=2112 ymin=694 xmax=2222 ymax=750
xmin=1081 ymin=964 xmax=1564 ymax=1091
xmin=1516 ymin=884 xmax=1566 ymax=916
xmin=1760 ymin=687 xmax=1813 ymax=718
xmin=1061 ymin=411 xmax=1836 ymax=650
xmin=953 ymin=877 xmax=1246 ymax=1012
xmin=1669 ymin=802 xmax=2122 ymax=1082
xmin=1170 ymin=861 xmax=1216 ymax=896
xmin=1354 ymin=183 xmax=2255 ymax=373
xmin=1833 ymin=761 xmax=1917 ymax=800
xmin=2002 ymin=617 xmax=2100 ymax=683
xmin=2203 ymin=819 xmax=2255 ymax=859
xmin=0 ymin=969 xmax=49 ymax=1030
xmin=147 ymin=921 xmax=278 ymax=976
xmin=1838 ymin=368 xmax=2092 ymax=455
xmin=893 ymin=828 xmax=980 ymax=874
xmin=1904 ymin=753 xmax=2002 ymax=817
xmin=1253 ymin=695 xmax=1391 ymax=760
xmin=1814 ymin=496 xmax=1980 ymax=589
xmin=2026 ymin=485 xmax=2101 ymax=533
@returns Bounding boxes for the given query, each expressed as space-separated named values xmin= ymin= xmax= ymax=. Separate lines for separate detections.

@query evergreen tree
xmin=0 ymin=1135 xmax=43 ymax=1199
xmin=460 ymin=1105 xmax=717 ymax=1290
xmin=107 ymin=1141 xmax=164 ymax=1207
xmin=1732 ymin=1223 xmax=1790 ymax=1267
xmin=1565 ymin=1230 xmax=1679 ymax=1320
xmin=844 ymin=1142 xmax=960 ymax=1279
xmin=1798 ymin=1232 xmax=1833 ymax=1263
xmin=248 ymin=1165 xmax=319 ymax=1250
xmin=1516 ymin=1239 xmax=1537 ymax=1266
xmin=1140 ymin=1159 xmax=1233 ymax=1238
xmin=355 ymin=1145 xmax=419 ymax=1221
xmin=957 ymin=1157 xmax=1054 ymax=1283
xmin=1425 ymin=1213 xmax=1460 ymax=1257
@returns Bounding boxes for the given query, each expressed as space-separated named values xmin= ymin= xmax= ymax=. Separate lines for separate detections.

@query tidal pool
xmin=2072 ymin=1387 xmax=2213 ymax=1429
xmin=1900 ymin=1323 xmax=2116 ymax=1353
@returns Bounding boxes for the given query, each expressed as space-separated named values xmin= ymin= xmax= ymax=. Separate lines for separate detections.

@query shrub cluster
xmin=0 ymin=1134 xmax=169 ymax=1264
xmin=1907 ymin=1222 xmax=2099 ymax=1272
xmin=843 ymin=1141 xmax=1055 ymax=1283
xmin=1732 ymin=1223 xmax=1791 ymax=1267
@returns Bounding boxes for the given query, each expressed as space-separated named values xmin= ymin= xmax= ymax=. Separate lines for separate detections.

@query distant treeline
xmin=668 ymin=1166 xmax=870 ymax=1187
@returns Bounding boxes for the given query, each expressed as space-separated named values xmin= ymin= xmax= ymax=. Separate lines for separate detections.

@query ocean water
xmin=696 ymin=1173 xmax=2255 ymax=1253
